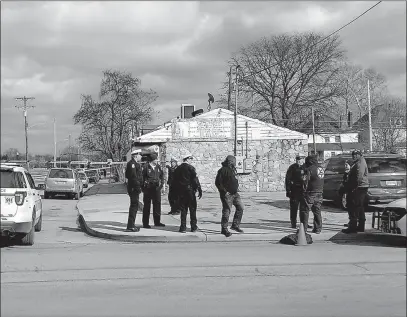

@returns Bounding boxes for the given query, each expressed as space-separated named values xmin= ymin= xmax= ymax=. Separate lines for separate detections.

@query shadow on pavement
xmin=329 ymin=231 xmax=407 ymax=248
xmin=86 ymin=220 xmax=182 ymax=233
xmin=60 ymin=226 xmax=82 ymax=233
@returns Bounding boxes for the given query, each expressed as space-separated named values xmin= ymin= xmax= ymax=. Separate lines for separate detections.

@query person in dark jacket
xmin=171 ymin=153 xmax=202 ymax=233
xmin=342 ymin=150 xmax=369 ymax=233
xmin=299 ymin=155 xmax=324 ymax=233
xmin=285 ymin=154 xmax=306 ymax=228
xmin=339 ymin=160 xmax=353 ymax=226
xmin=166 ymin=157 xmax=179 ymax=215
xmin=125 ymin=149 xmax=143 ymax=232
xmin=142 ymin=153 xmax=165 ymax=228
xmin=215 ymin=155 xmax=244 ymax=237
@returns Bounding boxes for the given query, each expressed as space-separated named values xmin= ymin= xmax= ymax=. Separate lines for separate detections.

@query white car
xmin=0 ymin=163 xmax=43 ymax=245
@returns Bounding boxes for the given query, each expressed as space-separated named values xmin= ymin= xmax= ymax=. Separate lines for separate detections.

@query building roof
xmin=297 ymin=112 xmax=359 ymax=134
xmin=308 ymin=142 xmax=365 ymax=151
xmin=133 ymin=108 xmax=308 ymax=144
xmin=352 ymin=104 xmax=407 ymax=130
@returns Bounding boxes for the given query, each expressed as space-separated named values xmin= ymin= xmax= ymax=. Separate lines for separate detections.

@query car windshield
xmin=85 ymin=170 xmax=97 ymax=176
xmin=366 ymin=158 xmax=407 ymax=173
xmin=0 ymin=170 xmax=27 ymax=188
xmin=48 ymin=169 xmax=74 ymax=179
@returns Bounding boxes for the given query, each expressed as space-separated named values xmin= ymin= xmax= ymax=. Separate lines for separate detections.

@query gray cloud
xmin=1 ymin=1 xmax=406 ymax=154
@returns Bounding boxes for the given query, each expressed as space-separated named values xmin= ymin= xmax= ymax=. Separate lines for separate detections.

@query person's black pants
xmin=289 ymin=194 xmax=302 ymax=226
xmin=179 ymin=189 xmax=197 ymax=230
xmin=299 ymin=192 xmax=323 ymax=232
xmin=127 ymin=189 xmax=140 ymax=229
xmin=168 ymin=185 xmax=178 ymax=212
xmin=143 ymin=187 xmax=162 ymax=226
xmin=350 ymin=188 xmax=368 ymax=229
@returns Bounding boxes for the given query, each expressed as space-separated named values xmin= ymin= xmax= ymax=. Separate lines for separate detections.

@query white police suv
xmin=0 ymin=163 xmax=43 ymax=245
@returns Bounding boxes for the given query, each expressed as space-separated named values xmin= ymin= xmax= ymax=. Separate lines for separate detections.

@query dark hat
xmin=352 ymin=150 xmax=362 ymax=156
xmin=149 ymin=153 xmax=158 ymax=161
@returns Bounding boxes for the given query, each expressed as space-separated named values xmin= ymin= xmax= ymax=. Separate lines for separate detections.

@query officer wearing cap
xmin=125 ymin=149 xmax=143 ymax=232
xmin=342 ymin=150 xmax=369 ymax=233
xmin=171 ymin=152 xmax=202 ymax=233
xmin=142 ymin=153 xmax=165 ymax=228
xmin=299 ymin=155 xmax=324 ymax=233
xmin=166 ymin=157 xmax=179 ymax=215
xmin=285 ymin=153 xmax=306 ymax=228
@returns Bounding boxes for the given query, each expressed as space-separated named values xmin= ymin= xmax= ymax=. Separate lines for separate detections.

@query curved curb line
xmin=76 ymin=205 xmax=206 ymax=243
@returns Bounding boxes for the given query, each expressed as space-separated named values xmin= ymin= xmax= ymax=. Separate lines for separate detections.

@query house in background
xmin=352 ymin=104 xmax=407 ymax=156
xmin=128 ymin=107 xmax=308 ymax=192
xmin=296 ymin=112 xmax=363 ymax=160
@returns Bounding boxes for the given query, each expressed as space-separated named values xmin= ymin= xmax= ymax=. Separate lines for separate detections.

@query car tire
xmin=75 ymin=192 xmax=79 ymax=200
xmin=21 ymin=213 xmax=35 ymax=246
xmin=35 ymin=213 xmax=42 ymax=232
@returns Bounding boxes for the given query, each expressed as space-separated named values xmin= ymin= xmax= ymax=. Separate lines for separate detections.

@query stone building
xmin=130 ymin=108 xmax=308 ymax=192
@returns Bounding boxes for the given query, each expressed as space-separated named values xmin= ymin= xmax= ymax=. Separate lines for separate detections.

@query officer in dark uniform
xmin=166 ymin=157 xmax=179 ymax=215
xmin=171 ymin=152 xmax=202 ymax=233
xmin=142 ymin=153 xmax=165 ymax=228
xmin=125 ymin=149 xmax=143 ymax=232
xmin=285 ymin=154 xmax=306 ymax=228
xmin=342 ymin=150 xmax=369 ymax=233
xmin=299 ymin=155 xmax=324 ymax=233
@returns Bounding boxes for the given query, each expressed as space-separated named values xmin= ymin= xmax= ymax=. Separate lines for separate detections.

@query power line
xmin=238 ymin=1 xmax=382 ymax=80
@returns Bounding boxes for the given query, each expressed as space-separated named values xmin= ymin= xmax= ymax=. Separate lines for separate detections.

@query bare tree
xmin=74 ymin=70 xmax=158 ymax=161
xmin=331 ymin=63 xmax=388 ymax=123
xmin=371 ymin=98 xmax=407 ymax=153
xmin=217 ymin=32 xmax=345 ymax=128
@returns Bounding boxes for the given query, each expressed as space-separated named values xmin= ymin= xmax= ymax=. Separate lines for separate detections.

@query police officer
xmin=166 ymin=157 xmax=179 ymax=215
xmin=339 ymin=160 xmax=353 ymax=227
xmin=142 ymin=153 xmax=165 ymax=228
xmin=285 ymin=154 xmax=306 ymax=228
xmin=299 ymin=155 xmax=324 ymax=233
xmin=342 ymin=150 xmax=369 ymax=233
xmin=171 ymin=153 xmax=202 ymax=233
xmin=125 ymin=149 xmax=143 ymax=232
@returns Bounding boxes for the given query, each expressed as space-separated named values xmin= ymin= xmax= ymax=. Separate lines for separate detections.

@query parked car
xmin=0 ymin=163 xmax=43 ymax=245
xmin=85 ymin=169 xmax=100 ymax=183
xmin=44 ymin=168 xmax=84 ymax=199
xmin=78 ymin=171 xmax=89 ymax=188
xmin=323 ymin=153 xmax=407 ymax=209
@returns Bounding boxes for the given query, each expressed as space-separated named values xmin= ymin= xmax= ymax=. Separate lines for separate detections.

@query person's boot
xmin=342 ymin=226 xmax=357 ymax=234
xmin=179 ymin=227 xmax=186 ymax=233
xmin=357 ymin=222 xmax=365 ymax=232
xmin=230 ymin=225 xmax=244 ymax=233
xmin=291 ymin=221 xmax=296 ymax=229
xmin=221 ymin=228 xmax=232 ymax=237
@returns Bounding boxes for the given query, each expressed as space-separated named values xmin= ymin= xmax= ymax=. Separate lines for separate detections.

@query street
xmin=1 ymin=198 xmax=406 ymax=317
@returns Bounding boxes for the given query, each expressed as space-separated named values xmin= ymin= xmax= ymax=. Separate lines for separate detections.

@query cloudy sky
xmin=1 ymin=1 xmax=406 ymax=155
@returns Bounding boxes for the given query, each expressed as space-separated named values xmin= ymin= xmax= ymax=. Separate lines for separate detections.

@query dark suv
xmin=323 ymin=153 xmax=406 ymax=209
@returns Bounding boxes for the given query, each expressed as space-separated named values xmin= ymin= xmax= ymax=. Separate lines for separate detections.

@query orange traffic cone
xmin=295 ymin=222 xmax=307 ymax=246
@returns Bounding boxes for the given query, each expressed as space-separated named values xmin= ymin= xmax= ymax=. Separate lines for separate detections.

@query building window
xmin=324 ymin=137 xmax=330 ymax=143
xmin=335 ymin=136 xmax=341 ymax=143
xmin=331 ymin=152 xmax=336 ymax=157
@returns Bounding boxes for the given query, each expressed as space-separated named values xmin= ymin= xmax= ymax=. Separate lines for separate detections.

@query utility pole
xmin=234 ymin=65 xmax=240 ymax=156
xmin=68 ymin=134 xmax=72 ymax=162
xmin=367 ymin=79 xmax=373 ymax=152
xmin=53 ymin=118 xmax=57 ymax=167
xmin=227 ymin=66 xmax=233 ymax=111
xmin=15 ymin=96 xmax=35 ymax=165
xmin=311 ymin=106 xmax=317 ymax=155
